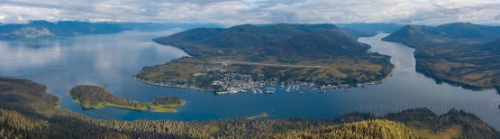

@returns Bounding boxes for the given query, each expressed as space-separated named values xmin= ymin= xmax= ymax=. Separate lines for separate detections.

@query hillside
xmin=0 ymin=20 xmax=221 ymax=39
xmin=153 ymin=23 xmax=371 ymax=58
xmin=139 ymin=23 xmax=394 ymax=91
xmin=382 ymin=22 xmax=500 ymax=89
xmin=260 ymin=30 xmax=370 ymax=60
xmin=383 ymin=22 xmax=500 ymax=48
xmin=2 ymin=77 xmax=500 ymax=138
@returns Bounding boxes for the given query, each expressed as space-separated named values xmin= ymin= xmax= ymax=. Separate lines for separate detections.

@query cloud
xmin=0 ymin=0 xmax=499 ymax=25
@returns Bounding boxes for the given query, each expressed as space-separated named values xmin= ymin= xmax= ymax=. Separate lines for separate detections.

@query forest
xmin=1 ymin=77 xmax=500 ymax=138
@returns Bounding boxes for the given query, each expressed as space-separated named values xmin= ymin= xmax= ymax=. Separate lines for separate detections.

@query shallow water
xmin=1 ymin=32 xmax=499 ymax=129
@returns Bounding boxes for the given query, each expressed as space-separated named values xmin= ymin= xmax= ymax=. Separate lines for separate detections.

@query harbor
xmin=213 ymin=81 xmax=379 ymax=95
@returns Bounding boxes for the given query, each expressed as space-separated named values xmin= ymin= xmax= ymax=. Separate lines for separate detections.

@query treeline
xmin=274 ymin=119 xmax=417 ymax=138
xmin=151 ymin=96 xmax=184 ymax=105
xmin=2 ymin=77 xmax=500 ymax=138
xmin=70 ymin=85 xmax=148 ymax=109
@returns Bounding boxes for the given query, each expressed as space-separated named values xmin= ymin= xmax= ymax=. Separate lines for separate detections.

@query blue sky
xmin=0 ymin=0 xmax=499 ymax=25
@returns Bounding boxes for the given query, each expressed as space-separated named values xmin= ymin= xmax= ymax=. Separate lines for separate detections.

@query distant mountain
xmin=153 ymin=23 xmax=371 ymax=59
xmin=260 ymin=30 xmax=370 ymax=59
xmin=336 ymin=23 xmax=405 ymax=33
xmin=382 ymin=23 xmax=500 ymax=47
xmin=338 ymin=27 xmax=377 ymax=39
xmin=0 ymin=20 xmax=221 ymax=39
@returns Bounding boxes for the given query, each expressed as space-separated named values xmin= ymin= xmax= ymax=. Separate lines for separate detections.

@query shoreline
xmin=132 ymin=73 xmax=393 ymax=94
xmin=380 ymin=37 xmax=499 ymax=93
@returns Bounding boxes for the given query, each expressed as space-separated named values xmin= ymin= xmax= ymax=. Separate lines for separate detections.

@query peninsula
xmin=383 ymin=22 xmax=500 ymax=91
xmin=70 ymin=85 xmax=185 ymax=112
xmin=134 ymin=24 xmax=394 ymax=93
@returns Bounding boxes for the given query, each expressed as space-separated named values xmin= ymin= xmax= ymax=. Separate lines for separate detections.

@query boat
xmin=286 ymin=85 xmax=291 ymax=92
xmin=264 ymin=87 xmax=275 ymax=94
xmin=216 ymin=91 xmax=228 ymax=95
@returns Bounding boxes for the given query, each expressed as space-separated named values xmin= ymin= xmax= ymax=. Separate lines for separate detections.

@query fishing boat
xmin=264 ymin=87 xmax=275 ymax=94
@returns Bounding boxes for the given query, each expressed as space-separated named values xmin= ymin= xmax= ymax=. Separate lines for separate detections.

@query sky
xmin=0 ymin=0 xmax=499 ymax=25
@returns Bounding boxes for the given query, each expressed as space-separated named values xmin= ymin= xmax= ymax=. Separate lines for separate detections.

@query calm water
xmin=1 ymin=32 xmax=499 ymax=129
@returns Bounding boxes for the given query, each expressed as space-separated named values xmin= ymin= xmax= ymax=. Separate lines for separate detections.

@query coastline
xmin=415 ymin=67 xmax=497 ymax=91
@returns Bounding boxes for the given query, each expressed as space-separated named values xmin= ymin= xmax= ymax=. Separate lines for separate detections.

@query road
xmin=216 ymin=60 xmax=329 ymax=68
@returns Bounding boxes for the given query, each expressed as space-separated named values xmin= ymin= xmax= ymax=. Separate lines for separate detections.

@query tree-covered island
xmin=70 ymin=85 xmax=185 ymax=112
xmin=134 ymin=23 xmax=394 ymax=93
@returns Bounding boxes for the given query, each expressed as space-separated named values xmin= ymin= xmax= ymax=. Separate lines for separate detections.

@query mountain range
xmin=0 ymin=20 xmax=220 ymax=39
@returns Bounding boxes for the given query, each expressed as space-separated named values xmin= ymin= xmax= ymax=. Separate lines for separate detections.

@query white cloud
xmin=0 ymin=0 xmax=499 ymax=25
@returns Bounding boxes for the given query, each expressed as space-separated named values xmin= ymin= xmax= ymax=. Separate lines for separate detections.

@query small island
xmin=134 ymin=24 xmax=394 ymax=93
xmin=70 ymin=85 xmax=185 ymax=112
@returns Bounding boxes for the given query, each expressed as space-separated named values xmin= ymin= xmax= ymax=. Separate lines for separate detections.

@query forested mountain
xmin=153 ymin=23 xmax=372 ymax=59
xmin=336 ymin=23 xmax=405 ymax=33
xmin=1 ymin=77 xmax=500 ymax=138
xmin=382 ymin=22 xmax=500 ymax=89
xmin=383 ymin=22 xmax=500 ymax=48
xmin=0 ymin=20 xmax=220 ymax=39
xmin=260 ymin=30 xmax=370 ymax=59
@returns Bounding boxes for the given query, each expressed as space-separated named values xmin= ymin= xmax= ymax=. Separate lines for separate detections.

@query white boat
xmin=264 ymin=87 xmax=275 ymax=94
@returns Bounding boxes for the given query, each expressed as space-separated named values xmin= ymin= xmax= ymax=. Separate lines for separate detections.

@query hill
xmin=153 ymin=23 xmax=372 ymax=59
xmin=382 ymin=22 xmax=500 ymax=89
xmin=383 ymin=22 xmax=500 ymax=48
xmin=0 ymin=20 xmax=221 ymax=39
xmin=139 ymin=24 xmax=394 ymax=91
xmin=1 ymin=77 xmax=500 ymax=138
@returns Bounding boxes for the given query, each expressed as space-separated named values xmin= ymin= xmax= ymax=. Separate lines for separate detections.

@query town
xmin=133 ymin=71 xmax=382 ymax=95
